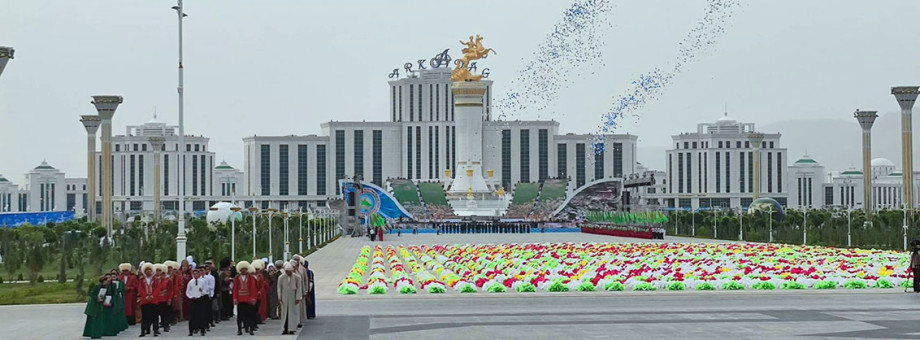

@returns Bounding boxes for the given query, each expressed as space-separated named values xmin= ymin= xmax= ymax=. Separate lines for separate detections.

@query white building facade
xmin=243 ymin=68 xmax=639 ymax=209
xmin=660 ymin=113 xmax=789 ymax=210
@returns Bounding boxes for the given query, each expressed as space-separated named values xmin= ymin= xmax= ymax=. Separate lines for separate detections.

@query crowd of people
xmin=83 ymin=255 xmax=316 ymax=338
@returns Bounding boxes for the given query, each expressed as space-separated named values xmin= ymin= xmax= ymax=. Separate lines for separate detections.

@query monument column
xmin=447 ymin=81 xmax=490 ymax=194
xmin=80 ymin=115 xmax=101 ymax=221
xmin=748 ymin=132 xmax=765 ymax=201
xmin=892 ymin=87 xmax=919 ymax=215
xmin=92 ymin=95 xmax=123 ymax=238
xmin=854 ymin=110 xmax=878 ymax=213
xmin=149 ymin=137 xmax=165 ymax=223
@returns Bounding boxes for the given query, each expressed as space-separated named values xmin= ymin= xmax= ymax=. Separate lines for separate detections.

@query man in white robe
xmin=278 ymin=262 xmax=303 ymax=335
xmin=291 ymin=255 xmax=308 ymax=326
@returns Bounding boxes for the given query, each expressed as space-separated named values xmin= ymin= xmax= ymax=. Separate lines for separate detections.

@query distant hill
xmin=637 ymin=111 xmax=917 ymax=174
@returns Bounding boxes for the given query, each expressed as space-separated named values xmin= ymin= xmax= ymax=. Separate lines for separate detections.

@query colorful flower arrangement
xmin=339 ymin=242 xmax=909 ymax=295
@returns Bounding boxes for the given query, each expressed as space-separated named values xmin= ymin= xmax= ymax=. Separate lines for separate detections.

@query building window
xmin=164 ymin=155 xmax=169 ymax=196
xmin=769 ymin=141 xmax=774 ymax=148
xmin=435 ymin=84 xmax=440 ymax=120
xmin=725 ymin=152 xmax=731 ymax=193
xmin=139 ymin=155 xmax=144 ymax=196
xmin=409 ymin=85 xmax=414 ymax=121
xmin=520 ymin=129 xmax=530 ymax=182
xmin=697 ymin=152 xmax=702 ymax=193
xmin=777 ymin=152 xmax=782 ymax=193
xmin=316 ymin=145 xmax=326 ymax=196
xmin=613 ymin=142 xmax=623 ymax=178
xmin=418 ymin=84 xmax=423 ymax=121
xmin=678 ymin=153 xmax=684 ymax=194
xmin=739 ymin=152 xmax=745 ymax=193
xmin=130 ymin=155 xmax=136 ymax=196
xmin=767 ymin=152 xmax=773 ymax=193
xmin=279 ymin=144 xmax=289 ymax=196
xmin=807 ymin=177 xmax=812 ymax=206
xmin=703 ymin=153 xmax=708 ymax=193
xmin=502 ymin=130 xmax=512 ymax=189
xmin=736 ymin=141 xmax=741 ymax=149
xmin=745 ymin=141 xmax=750 ymax=148
xmin=747 ymin=151 xmax=753 ymax=192
xmin=260 ymin=145 xmax=270 ymax=196
xmin=445 ymin=126 xmax=451 ymax=171
xmin=415 ymin=126 xmax=421 ymax=180
xmin=335 ymin=130 xmax=345 ymax=195
xmin=669 ymin=154 xmax=674 ymax=194
xmin=451 ymin=126 xmax=456 ymax=172
xmin=692 ymin=142 xmax=697 ymax=149
xmin=428 ymin=126 xmax=433 ymax=179
xmin=354 ymin=130 xmax=364 ymax=179
xmin=434 ymin=127 xmax=440 ymax=179
xmin=66 ymin=193 xmax=76 ymax=212
xmin=594 ymin=143 xmax=604 ymax=181
xmin=398 ymin=86 xmax=403 ymax=121
xmin=557 ymin=143 xmax=567 ymax=178
xmin=686 ymin=152 xmax=692 ymax=193
xmin=391 ymin=86 xmax=396 ymax=121
xmin=538 ymin=129 xmax=548 ymax=181
xmin=373 ymin=130 xmax=383 ymax=186
xmin=429 ymin=84 xmax=433 ymax=121
xmin=192 ymin=155 xmax=198 ymax=196
xmin=298 ymin=145 xmax=308 ymax=195
xmin=407 ymin=127 xmax=413 ymax=179
xmin=576 ymin=143 xmax=586 ymax=188
xmin=718 ymin=141 xmax=723 ymax=148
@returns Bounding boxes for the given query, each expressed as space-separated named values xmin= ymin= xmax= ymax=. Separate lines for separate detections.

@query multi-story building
xmin=243 ymin=67 xmax=639 ymax=210
xmin=819 ymin=158 xmax=918 ymax=211
xmin=661 ymin=113 xmax=788 ymax=210
xmin=786 ymin=154 xmax=825 ymax=209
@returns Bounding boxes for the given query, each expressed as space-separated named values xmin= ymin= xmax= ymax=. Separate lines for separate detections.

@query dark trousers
xmin=913 ymin=268 xmax=920 ymax=292
xmin=211 ymin=295 xmax=221 ymax=324
xmin=237 ymin=303 xmax=255 ymax=331
xmin=188 ymin=298 xmax=206 ymax=334
xmin=157 ymin=302 xmax=171 ymax=331
xmin=221 ymin=291 xmax=233 ymax=319
xmin=200 ymin=295 xmax=211 ymax=326
xmin=141 ymin=304 xmax=159 ymax=334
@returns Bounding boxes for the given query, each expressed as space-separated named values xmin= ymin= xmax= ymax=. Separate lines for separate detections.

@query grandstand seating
xmin=418 ymin=182 xmax=457 ymax=219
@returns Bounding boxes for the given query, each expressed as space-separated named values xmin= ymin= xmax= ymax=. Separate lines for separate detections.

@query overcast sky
xmin=1 ymin=0 xmax=918 ymax=181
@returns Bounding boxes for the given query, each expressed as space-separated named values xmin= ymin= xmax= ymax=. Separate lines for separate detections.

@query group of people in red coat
xmin=87 ymin=254 xmax=316 ymax=338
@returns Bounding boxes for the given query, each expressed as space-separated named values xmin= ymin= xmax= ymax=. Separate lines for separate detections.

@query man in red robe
xmin=233 ymin=261 xmax=258 ymax=335
xmin=138 ymin=263 xmax=159 ymax=337
xmin=251 ymin=259 xmax=268 ymax=324
xmin=154 ymin=263 xmax=173 ymax=333
xmin=118 ymin=263 xmax=138 ymax=326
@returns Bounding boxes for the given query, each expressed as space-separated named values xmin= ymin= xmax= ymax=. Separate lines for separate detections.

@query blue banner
xmin=0 ymin=211 xmax=75 ymax=227
xmin=341 ymin=181 xmax=413 ymax=221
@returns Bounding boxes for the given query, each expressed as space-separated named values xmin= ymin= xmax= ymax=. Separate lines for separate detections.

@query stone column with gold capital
xmin=92 ymin=95 xmax=123 ymax=238
xmin=447 ymin=81 xmax=490 ymax=195
xmin=149 ymin=137 xmax=165 ymax=222
xmin=80 ymin=115 xmax=101 ymax=221
xmin=893 ymin=86 xmax=919 ymax=213
xmin=854 ymin=110 xmax=878 ymax=213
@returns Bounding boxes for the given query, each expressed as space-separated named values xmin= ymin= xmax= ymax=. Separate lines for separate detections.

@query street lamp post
xmin=847 ymin=207 xmax=853 ymax=247
xmin=767 ymin=205 xmax=774 ymax=243
xmin=230 ymin=205 xmax=241 ymax=261
xmin=713 ymin=206 xmax=719 ymax=239
xmin=904 ymin=203 xmax=909 ymax=251
xmin=691 ymin=208 xmax=696 ymax=237
xmin=803 ymin=205 xmax=808 ymax=245
xmin=282 ymin=211 xmax=291 ymax=261
xmin=171 ymin=0 xmax=189 ymax=262
xmin=265 ymin=208 xmax=277 ymax=262
xmin=248 ymin=206 xmax=258 ymax=258
xmin=298 ymin=208 xmax=303 ymax=254
xmin=739 ymin=207 xmax=744 ymax=241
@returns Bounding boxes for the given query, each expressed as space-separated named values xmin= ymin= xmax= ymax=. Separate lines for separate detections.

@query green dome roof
xmin=214 ymin=161 xmax=234 ymax=170
xmin=0 ymin=175 xmax=8 ymax=183
xmin=841 ymin=170 xmax=863 ymax=175
xmin=33 ymin=160 xmax=55 ymax=170
xmin=795 ymin=158 xmax=818 ymax=164
xmin=890 ymin=172 xmax=903 ymax=176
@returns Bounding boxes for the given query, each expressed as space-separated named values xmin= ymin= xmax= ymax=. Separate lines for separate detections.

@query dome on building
xmin=746 ymin=198 xmax=785 ymax=222
xmin=890 ymin=172 xmax=903 ymax=176
xmin=841 ymin=170 xmax=863 ymax=176
xmin=871 ymin=158 xmax=895 ymax=167
xmin=33 ymin=160 xmax=56 ymax=170
xmin=716 ymin=112 xmax=737 ymax=124
xmin=794 ymin=154 xmax=819 ymax=165
xmin=215 ymin=161 xmax=234 ymax=170
xmin=206 ymin=202 xmax=243 ymax=226
xmin=0 ymin=175 xmax=7 ymax=183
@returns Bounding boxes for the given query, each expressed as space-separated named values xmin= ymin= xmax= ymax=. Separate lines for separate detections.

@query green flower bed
xmin=428 ymin=285 xmax=446 ymax=293
xmin=515 ymin=283 xmax=536 ymax=293
xmin=721 ymin=281 xmax=745 ymax=290
xmin=548 ymin=280 xmax=570 ymax=292
xmin=781 ymin=281 xmax=806 ymax=290
xmin=813 ymin=280 xmax=837 ymax=289
xmin=874 ymin=279 xmax=895 ymax=289
xmin=399 ymin=285 xmax=417 ymax=294
xmin=576 ymin=281 xmax=596 ymax=292
xmin=459 ymin=283 xmax=477 ymax=293
xmin=844 ymin=279 xmax=867 ymax=289
xmin=634 ymin=282 xmax=656 ymax=291
xmin=666 ymin=281 xmax=686 ymax=291
xmin=604 ymin=281 xmax=626 ymax=291
xmin=752 ymin=281 xmax=776 ymax=290
xmin=368 ymin=285 xmax=387 ymax=294
xmin=696 ymin=282 xmax=716 ymax=291
xmin=487 ymin=283 xmax=507 ymax=293
xmin=338 ymin=285 xmax=358 ymax=295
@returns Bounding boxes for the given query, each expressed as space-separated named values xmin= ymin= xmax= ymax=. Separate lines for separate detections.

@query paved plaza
xmin=3 ymin=233 xmax=920 ymax=339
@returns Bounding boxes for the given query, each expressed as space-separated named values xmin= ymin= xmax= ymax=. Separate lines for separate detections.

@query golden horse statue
xmin=451 ymin=35 xmax=497 ymax=82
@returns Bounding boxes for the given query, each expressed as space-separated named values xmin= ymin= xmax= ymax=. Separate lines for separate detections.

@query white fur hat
xmin=154 ymin=263 xmax=167 ymax=272
xmin=118 ymin=263 xmax=132 ymax=271
xmin=252 ymin=259 xmax=264 ymax=270
xmin=283 ymin=262 xmax=294 ymax=271
xmin=236 ymin=260 xmax=251 ymax=272
xmin=292 ymin=254 xmax=302 ymax=261
xmin=165 ymin=261 xmax=179 ymax=270
xmin=141 ymin=262 xmax=154 ymax=273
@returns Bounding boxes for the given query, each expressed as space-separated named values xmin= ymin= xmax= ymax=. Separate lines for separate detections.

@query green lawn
xmin=390 ymin=180 xmax=421 ymax=205
xmin=511 ymin=183 xmax=540 ymax=205
xmin=418 ymin=182 xmax=449 ymax=206
xmin=0 ymin=281 xmax=87 ymax=305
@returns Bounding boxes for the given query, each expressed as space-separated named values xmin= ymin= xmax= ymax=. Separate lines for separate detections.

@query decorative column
xmin=446 ymin=81 xmax=490 ymax=195
xmin=0 ymin=46 xmax=13 ymax=78
xmin=92 ymin=95 xmax=123 ymax=238
xmin=892 ymin=86 xmax=919 ymax=214
xmin=80 ymin=115 xmax=101 ymax=221
xmin=149 ymin=137 xmax=165 ymax=223
xmin=748 ymin=132 xmax=765 ymax=201
xmin=854 ymin=110 xmax=878 ymax=213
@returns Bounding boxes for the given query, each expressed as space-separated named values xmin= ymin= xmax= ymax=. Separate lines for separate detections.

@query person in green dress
xmin=83 ymin=275 xmax=112 ymax=339
xmin=105 ymin=269 xmax=129 ymax=336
